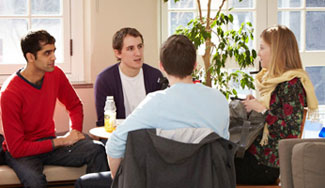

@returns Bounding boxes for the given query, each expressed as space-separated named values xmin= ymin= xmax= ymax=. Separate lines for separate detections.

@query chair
xmin=0 ymin=164 xmax=87 ymax=187
xmin=0 ymin=132 xmax=87 ymax=187
xmin=112 ymin=128 xmax=237 ymax=188
xmin=278 ymin=138 xmax=325 ymax=188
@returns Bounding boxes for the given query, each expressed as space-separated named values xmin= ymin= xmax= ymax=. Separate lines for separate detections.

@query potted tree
xmin=163 ymin=0 xmax=257 ymax=99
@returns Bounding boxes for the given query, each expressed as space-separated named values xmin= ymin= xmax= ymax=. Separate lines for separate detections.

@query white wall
xmin=85 ymin=0 xmax=160 ymax=82
xmin=54 ymin=87 xmax=96 ymax=134
xmin=1 ymin=0 xmax=160 ymax=135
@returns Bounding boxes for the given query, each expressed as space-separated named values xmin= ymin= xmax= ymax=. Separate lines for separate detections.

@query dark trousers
xmin=235 ymin=151 xmax=280 ymax=185
xmin=74 ymin=171 xmax=112 ymax=188
xmin=5 ymin=136 xmax=109 ymax=188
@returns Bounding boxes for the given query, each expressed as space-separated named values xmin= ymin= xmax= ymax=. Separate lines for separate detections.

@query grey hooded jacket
xmin=112 ymin=128 xmax=237 ymax=188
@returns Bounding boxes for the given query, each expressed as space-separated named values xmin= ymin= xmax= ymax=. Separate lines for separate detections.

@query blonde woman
xmin=235 ymin=25 xmax=318 ymax=185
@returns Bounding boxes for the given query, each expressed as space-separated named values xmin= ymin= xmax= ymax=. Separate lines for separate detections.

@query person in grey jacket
xmin=75 ymin=34 xmax=230 ymax=188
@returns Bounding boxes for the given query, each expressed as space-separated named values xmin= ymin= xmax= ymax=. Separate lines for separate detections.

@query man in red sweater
xmin=0 ymin=30 xmax=109 ymax=187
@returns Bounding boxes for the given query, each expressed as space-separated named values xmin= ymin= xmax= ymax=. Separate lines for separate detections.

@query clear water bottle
xmin=104 ymin=96 xmax=116 ymax=133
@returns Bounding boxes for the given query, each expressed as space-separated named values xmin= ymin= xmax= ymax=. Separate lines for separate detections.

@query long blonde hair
xmin=261 ymin=25 xmax=303 ymax=78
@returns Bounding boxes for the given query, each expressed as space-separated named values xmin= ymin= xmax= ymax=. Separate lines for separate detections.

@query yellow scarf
xmin=255 ymin=69 xmax=319 ymax=145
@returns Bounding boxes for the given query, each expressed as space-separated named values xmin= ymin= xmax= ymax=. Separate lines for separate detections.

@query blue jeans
xmin=74 ymin=171 xmax=112 ymax=188
xmin=5 ymin=136 xmax=109 ymax=188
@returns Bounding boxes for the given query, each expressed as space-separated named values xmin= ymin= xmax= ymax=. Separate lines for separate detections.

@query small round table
xmin=89 ymin=127 xmax=112 ymax=140
xmin=88 ymin=119 xmax=124 ymax=140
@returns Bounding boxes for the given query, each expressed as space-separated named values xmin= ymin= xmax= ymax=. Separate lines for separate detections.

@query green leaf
xmin=245 ymin=50 xmax=250 ymax=58
xmin=229 ymin=14 xmax=234 ymax=23
xmin=224 ymin=15 xmax=229 ymax=23
xmin=232 ymin=89 xmax=237 ymax=95
xmin=240 ymin=80 xmax=245 ymax=89
xmin=245 ymin=35 xmax=249 ymax=43
xmin=238 ymin=26 xmax=243 ymax=34
xmin=252 ymin=50 xmax=257 ymax=58
xmin=211 ymin=20 xmax=217 ymax=28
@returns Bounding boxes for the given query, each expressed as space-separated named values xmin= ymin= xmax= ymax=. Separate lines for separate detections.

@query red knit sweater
xmin=0 ymin=66 xmax=83 ymax=158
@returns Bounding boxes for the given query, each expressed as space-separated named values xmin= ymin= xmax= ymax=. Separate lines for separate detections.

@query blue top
xmin=106 ymin=83 xmax=230 ymax=158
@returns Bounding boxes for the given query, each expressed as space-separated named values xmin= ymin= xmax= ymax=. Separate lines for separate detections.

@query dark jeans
xmin=235 ymin=151 xmax=280 ymax=185
xmin=5 ymin=136 xmax=109 ymax=188
xmin=74 ymin=171 xmax=112 ymax=188
xmin=0 ymin=134 xmax=5 ymax=165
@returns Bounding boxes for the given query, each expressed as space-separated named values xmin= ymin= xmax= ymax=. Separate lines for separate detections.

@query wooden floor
xmin=1 ymin=184 xmax=280 ymax=188
xmin=237 ymin=185 xmax=280 ymax=188
xmin=2 ymin=184 xmax=281 ymax=188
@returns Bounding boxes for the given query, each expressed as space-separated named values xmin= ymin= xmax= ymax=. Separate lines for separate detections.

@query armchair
xmin=278 ymin=138 xmax=325 ymax=188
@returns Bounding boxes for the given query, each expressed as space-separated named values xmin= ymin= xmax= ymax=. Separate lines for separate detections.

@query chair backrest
xmin=112 ymin=128 xmax=237 ymax=188
xmin=279 ymin=138 xmax=325 ymax=188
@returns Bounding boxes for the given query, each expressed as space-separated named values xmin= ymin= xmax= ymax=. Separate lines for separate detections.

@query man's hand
xmin=53 ymin=129 xmax=85 ymax=148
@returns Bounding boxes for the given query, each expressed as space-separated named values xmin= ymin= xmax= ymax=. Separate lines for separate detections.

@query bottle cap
xmin=106 ymin=96 xmax=114 ymax=100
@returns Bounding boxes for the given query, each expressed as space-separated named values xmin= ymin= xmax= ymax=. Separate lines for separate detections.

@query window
xmin=161 ymin=0 xmax=325 ymax=103
xmin=306 ymin=66 xmax=325 ymax=105
xmin=0 ymin=0 xmax=84 ymax=83
xmin=160 ymin=0 xmax=258 ymax=97
xmin=275 ymin=0 xmax=325 ymax=66
xmin=161 ymin=0 xmax=256 ymax=56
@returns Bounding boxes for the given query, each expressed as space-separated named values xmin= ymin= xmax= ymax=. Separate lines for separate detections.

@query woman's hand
xmin=245 ymin=94 xmax=255 ymax=100
xmin=242 ymin=98 xmax=267 ymax=113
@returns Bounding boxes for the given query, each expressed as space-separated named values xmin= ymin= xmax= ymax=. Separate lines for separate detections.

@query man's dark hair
xmin=21 ymin=30 xmax=55 ymax=61
xmin=112 ymin=27 xmax=144 ymax=53
xmin=160 ymin=35 xmax=196 ymax=78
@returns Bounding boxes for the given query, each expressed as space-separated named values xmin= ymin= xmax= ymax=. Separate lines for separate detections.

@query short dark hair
xmin=160 ymin=35 xmax=196 ymax=78
xmin=112 ymin=27 xmax=144 ymax=53
xmin=21 ymin=30 xmax=55 ymax=61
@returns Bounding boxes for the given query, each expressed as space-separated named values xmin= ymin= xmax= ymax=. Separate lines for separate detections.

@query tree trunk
xmin=203 ymin=38 xmax=212 ymax=87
